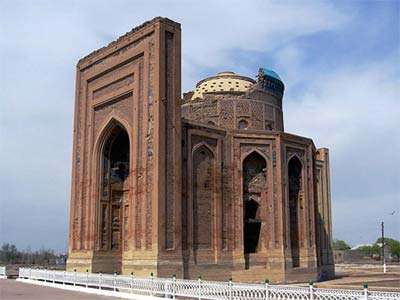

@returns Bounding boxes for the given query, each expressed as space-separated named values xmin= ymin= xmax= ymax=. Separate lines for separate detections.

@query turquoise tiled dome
xmin=263 ymin=68 xmax=282 ymax=81
xmin=258 ymin=67 xmax=285 ymax=97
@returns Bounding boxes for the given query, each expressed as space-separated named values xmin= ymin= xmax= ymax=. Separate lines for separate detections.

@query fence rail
xmin=18 ymin=268 xmax=400 ymax=300
xmin=0 ymin=266 xmax=6 ymax=278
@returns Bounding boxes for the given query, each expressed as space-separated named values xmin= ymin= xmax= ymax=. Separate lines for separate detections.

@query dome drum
xmin=181 ymin=97 xmax=284 ymax=131
xmin=191 ymin=71 xmax=256 ymax=100
xmin=183 ymin=69 xmax=284 ymax=132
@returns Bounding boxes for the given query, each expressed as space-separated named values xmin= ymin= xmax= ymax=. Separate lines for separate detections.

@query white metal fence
xmin=18 ymin=268 xmax=400 ymax=300
xmin=0 ymin=266 xmax=6 ymax=278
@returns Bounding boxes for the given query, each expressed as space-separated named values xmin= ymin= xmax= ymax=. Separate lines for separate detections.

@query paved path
xmin=0 ymin=280 xmax=121 ymax=300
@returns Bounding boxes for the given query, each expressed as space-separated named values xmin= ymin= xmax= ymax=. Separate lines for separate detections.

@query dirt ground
xmin=314 ymin=264 xmax=400 ymax=291
xmin=0 ymin=280 xmax=121 ymax=300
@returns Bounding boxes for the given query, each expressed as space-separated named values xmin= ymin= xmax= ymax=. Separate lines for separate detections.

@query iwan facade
xmin=67 ymin=17 xmax=334 ymax=283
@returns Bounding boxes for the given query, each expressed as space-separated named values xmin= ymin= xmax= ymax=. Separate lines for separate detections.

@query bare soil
xmin=0 ymin=280 xmax=120 ymax=300
xmin=315 ymin=264 xmax=400 ymax=291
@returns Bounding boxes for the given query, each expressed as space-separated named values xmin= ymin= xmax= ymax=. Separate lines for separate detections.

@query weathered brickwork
xmin=182 ymin=97 xmax=284 ymax=131
xmin=68 ymin=17 xmax=333 ymax=283
xmin=67 ymin=17 xmax=182 ymax=277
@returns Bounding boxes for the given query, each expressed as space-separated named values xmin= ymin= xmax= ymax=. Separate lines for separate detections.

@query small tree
xmin=371 ymin=243 xmax=381 ymax=258
xmin=375 ymin=237 xmax=400 ymax=262
xmin=332 ymin=239 xmax=351 ymax=250
xmin=389 ymin=239 xmax=400 ymax=262
xmin=0 ymin=243 xmax=19 ymax=263
xmin=358 ymin=245 xmax=373 ymax=257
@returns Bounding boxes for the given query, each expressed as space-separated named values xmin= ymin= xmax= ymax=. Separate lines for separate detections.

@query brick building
xmin=67 ymin=17 xmax=334 ymax=283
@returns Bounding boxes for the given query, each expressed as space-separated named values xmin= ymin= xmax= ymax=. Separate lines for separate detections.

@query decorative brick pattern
xmin=93 ymin=75 xmax=134 ymax=99
xmin=68 ymin=18 xmax=183 ymax=277
xmin=192 ymin=146 xmax=214 ymax=250
xmin=67 ymin=17 xmax=333 ymax=283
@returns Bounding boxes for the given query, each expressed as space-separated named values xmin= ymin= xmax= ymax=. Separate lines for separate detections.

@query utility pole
xmin=381 ymin=221 xmax=386 ymax=273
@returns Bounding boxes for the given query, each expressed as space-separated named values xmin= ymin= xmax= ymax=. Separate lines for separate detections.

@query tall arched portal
xmin=98 ymin=124 xmax=130 ymax=266
xmin=242 ymin=152 xmax=266 ymax=269
xmin=288 ymin=156 xmax=302 ymax=268
xmin=192 ymin=145 xmax=214 ymax=257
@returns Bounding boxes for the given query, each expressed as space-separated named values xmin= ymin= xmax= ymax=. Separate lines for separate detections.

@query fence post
xmin=86 ymin=269 xmax=89 ymax=288
xmin=309 ymin=281 xmax=314 ymax=300
xmin=113 ymin=272 xmax=117 ymax=291
xmin=150 ymin=272 xmax=154 ymax=296
xmin=63 ymin=270 xmax=66 ymax=285
xmin=363 ymin=283 xmax=369 ymax=300
xmin=172 ymin=274 xmax=176 ymax=300
xmin=198 ymin=275 xmax=202 ymax=300
xmin=73 ymin=269 xmax=77 ymax=286
xmin=99 ymin=273 xmax=102 ymax=290
xmin=229 ymin=278 xmax=233 ymax=300
xmin=130 ymin=272 xmax=134 ymax=293
xmin=264 ymin=279 xmax=269 ymax=300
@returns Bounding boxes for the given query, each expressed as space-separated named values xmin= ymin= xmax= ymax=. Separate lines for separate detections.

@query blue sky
xmin=1 ymin=0 xmax=399 ymax=252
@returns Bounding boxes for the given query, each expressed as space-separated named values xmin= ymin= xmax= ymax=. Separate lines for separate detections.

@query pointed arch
xmin=287 ymin=153 xmax=303 ymax=167
xmin=192 ymin=141 xmax=216 ymax=157
xmin=192 ymin=144 xmax=215 ymax=254
xmin=242 ymin=151 xmax=267 ymax=269
xmin=241 ymin=148 xmax=270 ymax=164
xmin=95 ymin=117 xmax=131 ymax=258
xmin=288 ymin=155 xmax=302 ymax=268
xmin=93 ymin=115 xmax=132 ymax=160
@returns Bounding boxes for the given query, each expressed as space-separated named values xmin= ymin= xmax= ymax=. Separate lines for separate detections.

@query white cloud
xmin=283 ymin=57 xmax=400 ymax=243
xmin=179 ymin=1 xmax=348 ymax=70
xmin=284 ymin=59 xmax=400 ymax=154
xmin=1 ymin=1 xmax=349 ymax=90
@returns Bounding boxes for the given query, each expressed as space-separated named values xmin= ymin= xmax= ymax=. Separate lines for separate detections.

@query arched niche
xmin=242 ymin=151 xmax=267 ymax=269
xmin=238 ymin=119 xmax=249 ymax=130
xmin=98 ymin=123 xmax=130 ymax=252
xmin=288 ymin=155 xmax=302 ymax=268
xmin=192 ymin=144 xmax=215 ymax=253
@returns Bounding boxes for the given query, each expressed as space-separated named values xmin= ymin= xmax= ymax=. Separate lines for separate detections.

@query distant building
xmin=334 ymin=244 xmax=392 ymax=263
xmin=67 ymin=17 xmax=334 ymax=283
xmin=55 ymin=255 xmax=67 ymax=266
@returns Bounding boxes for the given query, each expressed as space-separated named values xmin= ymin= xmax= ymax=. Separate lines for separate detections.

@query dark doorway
xmin=288 ymin=156 xmax=302 ymax=268
xmin=242 ymin=152 xmax=266 ymax=269
xmin=99 ymin=124 xmax=130 ymax=268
